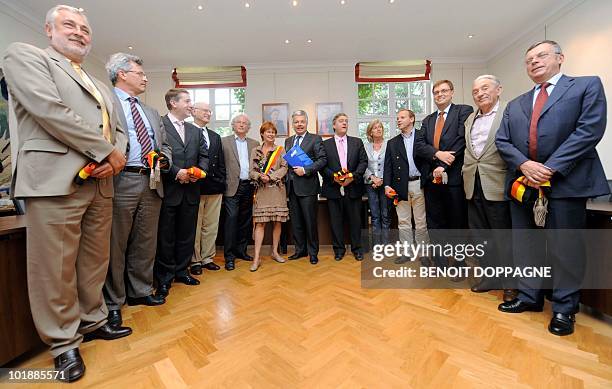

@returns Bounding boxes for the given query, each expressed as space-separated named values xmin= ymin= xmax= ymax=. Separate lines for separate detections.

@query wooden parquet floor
xmin=7 ymin=247 xmax=612 ymax=388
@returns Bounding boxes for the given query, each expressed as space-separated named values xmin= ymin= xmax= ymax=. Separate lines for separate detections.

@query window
xmin=185 ymin=87 xmax=246 ymax=137
xmin=356 ymin=81 xmax=431 ymax=143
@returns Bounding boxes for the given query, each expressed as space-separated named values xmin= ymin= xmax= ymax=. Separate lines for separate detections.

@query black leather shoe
xmin=225 ymin=259 xmax=235 ymax=271
xmin=83 ymin=324 xmax=132 ymax=342
xmin=156 ymin=283 xmax=171 ymax=298
xmin=238 ymin=253 xmax=253 ymax=261
xmin=309 ymin=255 xmax=318 ymax=264
xmin=203 ymin=262 xmax=221 ymax=271
xmin=470 ymin=280 xmax=498 ymax=293
xmin=175 ymin=275 xmax=200 ymax=285
xmin=127 ymin=294 xmax=165 ymax=306
xmin=548 ymin=312 xmax=575 ymax=336
xmin=354 ymin=252 xmax=363 ymax=261
xmin=54 ymin=348 xmax=85 ymax=382
xmin=107 ymin=310 xmax=122 ymax=327
xmin=498 ymin=298 xmax=543 ymax=313
xmin=288 ymin=252 xmax=307 ymax=260
xmin=190 ymin=264 xmax=203 ymax=275
xmin=394 ymin=256 xmax=411 ymax=264
xmin=334 ymin=253 xmax=344 ymax=261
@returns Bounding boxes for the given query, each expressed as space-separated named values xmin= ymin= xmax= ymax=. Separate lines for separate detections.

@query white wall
xmin=488 ymin=0 xmax=612 ymax=177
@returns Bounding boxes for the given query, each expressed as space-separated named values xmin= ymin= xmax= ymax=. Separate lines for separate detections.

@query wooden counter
xmin=0 ymin=216 xmax=43 ymax=366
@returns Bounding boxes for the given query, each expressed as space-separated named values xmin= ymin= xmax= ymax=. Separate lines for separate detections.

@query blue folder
xmin=283 ymin=144 xmax=313 ymax=168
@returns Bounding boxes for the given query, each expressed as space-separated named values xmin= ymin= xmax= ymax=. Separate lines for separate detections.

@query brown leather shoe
xmin=503 ymin=289 xmax=518 ymax=302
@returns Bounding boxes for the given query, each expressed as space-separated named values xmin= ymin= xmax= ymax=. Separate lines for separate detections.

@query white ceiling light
xmin=245 ymin=2 xmax=250 ymax=8
xmin=340 ymin=0 xmax=346 ymax=4
xmin=307 ymin=39 xmax=312 ymax=43
xmin=389 ymin=0 xmax=395 ymax=3
xmin=128 ymin=46 xmax=133 ymax=50
xmin=285 ymin=39 xmax=290 ymax=44
xmin=197 ymin=5 xmax=203 ymax=10
xmin=292 ymin=0 xmax=298 ymax=6
xmin=467 ymin=34 xmax=474 ymax=39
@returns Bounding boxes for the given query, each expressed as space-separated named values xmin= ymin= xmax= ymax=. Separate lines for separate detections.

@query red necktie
xmin=528 ymin=82 xmax=550 ymax=160
xmin=433 ymin=111 xmax=445 ymax=150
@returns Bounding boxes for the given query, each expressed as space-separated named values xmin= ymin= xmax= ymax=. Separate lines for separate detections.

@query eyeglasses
xmin=433 ymin=88 xmax=452 ymax=96
xmin=125 ymin=70 xmax=147 ymax=78
xmin=525 ymin=51 xmax=557 ymax=66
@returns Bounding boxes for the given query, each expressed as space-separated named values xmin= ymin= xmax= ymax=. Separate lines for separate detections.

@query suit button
xmin=398 ymin=166 xmax=400 ymax=169
xmin=396 ymin=156 xmax=399 ymax=159
xmin=99 ymin=124 xmax=103 ymax=128
xmin=397 ymin=178 xmax=400 ymax=181
xmin=96 ymin=104 xmax=101 ymax=109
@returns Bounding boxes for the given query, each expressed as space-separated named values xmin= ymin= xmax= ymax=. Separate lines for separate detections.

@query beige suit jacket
xmin=462 ymin=100 xmax=508 ymax=201
xmin=221 ymin=134 xmax=259 ymax=197
xmin=2 ymin=43 xmax=127 ymax=198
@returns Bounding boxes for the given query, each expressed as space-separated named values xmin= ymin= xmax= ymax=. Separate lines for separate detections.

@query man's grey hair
xmin=231 ymin=113 xmax=251 ymax=128
xmin=45 ymin=5 xmax=90 ymax=29
xmin=106 ymin=53 xmax=143 ymax=85
xmin=291 ymin=110 xmax=308 ymax=124
xmin=474 ymin=74 xmax=501 ymax=87
xmin=526 ymin=39 xmax=562 ymax=55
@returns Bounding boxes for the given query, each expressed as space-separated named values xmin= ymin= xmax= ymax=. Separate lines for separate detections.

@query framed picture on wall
xmin=262 ymin=103 xmax=289 ymax=137
xmin=316 ymin=102 xmax=343 ymax=137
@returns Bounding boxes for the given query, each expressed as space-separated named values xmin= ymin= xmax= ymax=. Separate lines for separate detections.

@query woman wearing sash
xmin=249 ymin=121 xmax=289 ymax=271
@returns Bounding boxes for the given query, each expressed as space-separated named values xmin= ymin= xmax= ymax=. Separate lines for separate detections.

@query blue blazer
xmin=495 ymin=74 xmax=609 ymax=199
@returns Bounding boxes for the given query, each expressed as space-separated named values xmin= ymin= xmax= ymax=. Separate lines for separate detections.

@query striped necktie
xmin=128 ymin=97 xmax=153 ymax=162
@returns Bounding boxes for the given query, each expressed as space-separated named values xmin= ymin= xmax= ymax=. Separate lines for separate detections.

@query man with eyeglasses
xmin=496 ymin=40 xmax=608 ymax=336
xmin=103 ymin=52 xmax=171 ymax=328
xmin=190 ymin=102 xmax=225 ymax=275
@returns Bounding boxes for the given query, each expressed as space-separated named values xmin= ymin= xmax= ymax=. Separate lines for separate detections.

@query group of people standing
xmin=1 ymin=4 xmax=608 ymax=383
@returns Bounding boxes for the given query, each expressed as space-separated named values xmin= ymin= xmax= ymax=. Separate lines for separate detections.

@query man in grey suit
xmin=155 ymin=89 xmax=209 ymax=298
xmin=284 ymin=110 xmax=327 ymax=264
xmin=462 ymin=75 xmax=514 ymax=300
xmin=221 ymin=113 xmax=259 ymax=270
xmin=2 ymin=5 xmax=131 ymax=382
xmin=103 ymin=53 xmax=171 ymax=328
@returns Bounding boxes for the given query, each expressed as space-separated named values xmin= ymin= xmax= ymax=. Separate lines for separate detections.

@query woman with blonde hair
xmin=364 ymin=119 xmax=390 ymax=231
xmin=248 ymin=121 xmax=289 ymax=271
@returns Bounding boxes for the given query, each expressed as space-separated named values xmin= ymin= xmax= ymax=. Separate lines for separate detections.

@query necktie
xmin=202 ymin=128 xmax=208 ymax=150
xmin=128 ymin=97 xmax=153 ymax=162
xmin=294 ymin=135 xmax=302 ymax=148
xmin=528 ymin=82 xmax=551 ymax=161
xmin=71 ymin=62 xmax=111 ymax=142
xmin=433 ymin=111 xmax=445 ymax=150
xmin=176 ymin=121 xmax=185 ymax=143
xmin=338 ymin=138 xmax=347 ymax=170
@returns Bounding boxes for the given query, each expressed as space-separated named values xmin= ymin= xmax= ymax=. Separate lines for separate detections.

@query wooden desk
xmin=0 ymin=216 xmax=43 ymax=366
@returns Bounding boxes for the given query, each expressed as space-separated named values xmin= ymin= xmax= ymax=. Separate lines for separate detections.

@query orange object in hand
xmin=385 ymin=188 xmax=400 ymax=206
xmin=74 ymin=162 xmax=98 ymax=185
xmin=188 ymin=166 xmax=207 ymax=179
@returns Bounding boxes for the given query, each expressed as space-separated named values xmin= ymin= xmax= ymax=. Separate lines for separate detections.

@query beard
xmin=51 ymin=33 xmax=91 ymax=61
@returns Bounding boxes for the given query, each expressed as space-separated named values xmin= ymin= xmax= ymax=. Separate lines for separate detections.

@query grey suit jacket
xmin=2 ymin=43 xmax=127 ymax=198
xmin=221 ymin=135 xmax=259 ymax=197
xmin=462 ymin=100 xmax=508 ymax=201
xmin=111 ymin=91 xmax=171 ymax=197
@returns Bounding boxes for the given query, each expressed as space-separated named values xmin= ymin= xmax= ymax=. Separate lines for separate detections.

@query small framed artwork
xmin=316 ymin=102 xmax=343 ymax=137
xmin=262 ymin=103 xmax=289 ymax=137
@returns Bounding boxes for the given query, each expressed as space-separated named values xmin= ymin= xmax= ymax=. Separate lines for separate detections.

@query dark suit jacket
xmin=111 ymin=92 xmax=172 ymax=198
xmin=161 ymin=115 xmax=209 ymax=206
xmin=321 ymin=136 xmax=368 ymax=199
xmin=495 ymin=74 xmax=609 ymax=199
xmin=197 ymin=127 xmax=226 ymax=195
xmin=383 ymin=131 xmax=428 ymax=201
xmin=284 ymin=132 xmax=327 ymax=196
xmin=414 ymin=103 xmax=474 ymax=186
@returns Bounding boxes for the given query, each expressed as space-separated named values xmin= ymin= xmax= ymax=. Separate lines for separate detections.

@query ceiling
xmin=6 ymin=0 xmax=575 ymax=70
